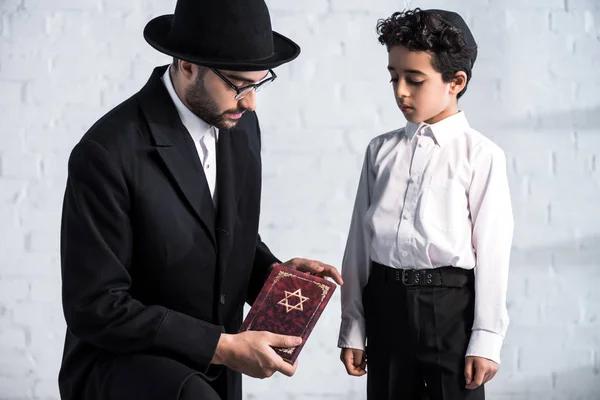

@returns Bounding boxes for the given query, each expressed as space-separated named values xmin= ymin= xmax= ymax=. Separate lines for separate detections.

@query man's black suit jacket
xmin=58 ymin=66 xmax=279 ymax=399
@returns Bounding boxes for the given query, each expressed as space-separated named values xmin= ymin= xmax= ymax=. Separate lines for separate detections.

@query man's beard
xmin=185 ymin=74 xmax=245 ymax=130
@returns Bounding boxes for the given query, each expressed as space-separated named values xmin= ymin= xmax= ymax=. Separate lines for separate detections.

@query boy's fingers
xmin=352 ymin=350 xmax=365 ymax=367
xmin=468 ymin=366 xmax=485 ymax=389
xmin=464 ymin=357 xmax=474 ymax=385
xmin=483 ymin=370 xmax=497 ymax=384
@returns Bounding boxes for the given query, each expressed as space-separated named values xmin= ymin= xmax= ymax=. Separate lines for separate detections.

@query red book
xmin=239 ymin=264 xmax=337 ymax=364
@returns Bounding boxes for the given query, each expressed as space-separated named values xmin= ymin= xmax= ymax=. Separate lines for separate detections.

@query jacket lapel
xmin=138 ymin=66 xmax=217 ymax=248
xmin=215 ymin=125 xmax=249 ymax=279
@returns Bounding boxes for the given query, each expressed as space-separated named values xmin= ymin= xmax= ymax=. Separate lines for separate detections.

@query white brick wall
xmin=1 ymin=0 xmax=599 ymax=399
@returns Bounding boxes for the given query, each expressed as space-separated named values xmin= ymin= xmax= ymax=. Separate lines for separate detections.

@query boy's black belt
xmin=371 ymin=261 xmax=474 ymax=288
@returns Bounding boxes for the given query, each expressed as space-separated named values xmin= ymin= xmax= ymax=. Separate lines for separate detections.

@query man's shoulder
xmin=76 ymin=92 xmax=147 ymax=156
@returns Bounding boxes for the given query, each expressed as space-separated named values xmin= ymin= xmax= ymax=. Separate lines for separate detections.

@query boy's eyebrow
xmin=387 ymin=66 xmax=427 ymax=75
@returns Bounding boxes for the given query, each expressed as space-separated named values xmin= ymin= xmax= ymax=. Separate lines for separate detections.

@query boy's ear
xmin=449 ymin=71 xmax=468 ymax=95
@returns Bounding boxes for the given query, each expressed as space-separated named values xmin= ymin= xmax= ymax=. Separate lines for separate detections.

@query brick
xmin=0 ymin=80 xmax=24 ymax=105
xmin=25 ymin=230 xmax=60 ymax=253
xmin=0 ymin=376 xmax=35 ymax=398
xmin=2 ymin=252 xmax=60 ymax=279
xmin=567 ymin=0 xmax=600 ymax=10
xmin=3 ymin=9 xmax=46 ymax=40
xmin=301 ymin=96 xmax=379 ymax=129
xmin=0 ymin=128 xmax=27 ymax=156
xmin=0 ymin=278 xmax=30 ymax=305
xmin=0 ymin=0 xmax=23 ymax=12
xmin=29 ymin=327 xmax=63 ymax=354
xmin=33 ymin=379 xmax=61 ymax=400
xmin=266 ymin=0 xmax=328 ymax=14
xmin=550 ymin=10 xmax=597 ymax=34
xmin=529 ymin=175 xmax=599 ymax=205
xmin=0 ymin=349 xmax=35 ymax=378
xmin=507 ymin=297 xmax=543 ymax=325
xmin=553 ymin=368 xmax=600 ymax=395
xmin=24 ymin=0 xmax=101 ymax=11
xmin=10 ymin=302 xmax=64 ymax=329
xmin=0 ymin=228 xmax=26 ymax=256
xmin=22 ymin=180 xmax=64 ymax=210
xmin=489 ymin=0 xmax=565 ymax=8
xmin=0 ymin=204 xmax=19 ymax=228
xmin=486 ymin=371 xmax=553 ymax=395
xmin=505 ymin=9 xmax=552 ymax=33
xmin=261 ymin=128 xmax=347 ymax=154
xmin=0 ymin=151 xmax=40 ymax=179
xmin=29 ymin=278 xmax=61 ymax=303
xmin=519 ymin=346 xmax=593 ymax=373
xmin=0 ymin=327 xmax=27 ymax=350
xmin=40 ymin=152 xmax=69 ymax=181
xmin=23 ymin=108 xmax=93 ymax=155
xmin=18 ymin=206 xmax=61 ymax=233
xmin=29 ymin=78 xmax=104 ymax=108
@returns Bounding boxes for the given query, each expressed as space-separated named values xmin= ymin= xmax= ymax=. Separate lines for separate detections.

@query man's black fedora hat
xmin=144 ymin=0 xmax=301 ymax=71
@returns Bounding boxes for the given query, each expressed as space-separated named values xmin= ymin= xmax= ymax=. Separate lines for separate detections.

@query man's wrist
xmin=211 ymin=333 xmax=232 ymax=366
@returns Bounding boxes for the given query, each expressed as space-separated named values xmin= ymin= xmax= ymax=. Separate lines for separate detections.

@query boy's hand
xmin=465 ymin=356 xmax=498 ymax=389
xmin=340 ymin=348 xmax=367 ymax=376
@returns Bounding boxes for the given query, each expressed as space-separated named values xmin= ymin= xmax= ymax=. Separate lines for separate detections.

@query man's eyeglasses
xmin=211 ymin=68 xmax=277 ymax=100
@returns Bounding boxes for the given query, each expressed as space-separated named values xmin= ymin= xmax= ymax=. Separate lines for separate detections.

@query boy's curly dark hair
xmin=377 ymin=8 xmax=477 ymax=99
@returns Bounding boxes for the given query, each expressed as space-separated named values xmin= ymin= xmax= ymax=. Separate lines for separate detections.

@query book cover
xmin=239 ymin=264 xmax=337 ymax=364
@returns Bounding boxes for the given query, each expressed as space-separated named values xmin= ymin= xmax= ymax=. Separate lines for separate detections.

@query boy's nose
xmin=396 ymin=80 xmax=410 ymax=99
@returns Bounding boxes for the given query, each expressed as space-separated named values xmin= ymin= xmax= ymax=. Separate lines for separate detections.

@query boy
xmin=337 ymin=9 xmax=513 ymax=400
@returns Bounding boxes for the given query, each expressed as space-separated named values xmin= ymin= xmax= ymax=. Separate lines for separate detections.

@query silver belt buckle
xmin=402 ymin=269 xmax=416 ymax=286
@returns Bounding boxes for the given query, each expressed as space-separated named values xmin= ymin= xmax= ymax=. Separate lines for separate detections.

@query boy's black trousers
xmin=364 ymin=261 xmax=485 ymax=400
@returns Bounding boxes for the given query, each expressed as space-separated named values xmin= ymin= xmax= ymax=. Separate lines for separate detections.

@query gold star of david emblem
xmin=278 ymin=289 xmax=309 ymax=313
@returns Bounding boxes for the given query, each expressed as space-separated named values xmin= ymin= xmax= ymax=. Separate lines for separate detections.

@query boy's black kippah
xmin=426 ymin=9 xmax=478 ymax=64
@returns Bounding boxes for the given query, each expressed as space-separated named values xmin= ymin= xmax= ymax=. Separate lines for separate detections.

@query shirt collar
xmin=161 ymin=65 xmax=217 ymax=141
xmin=404 ymin=111 xmax=469 ymax=146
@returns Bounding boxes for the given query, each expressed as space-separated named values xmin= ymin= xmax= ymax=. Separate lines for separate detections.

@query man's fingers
xmin=288 ymin=258 xmax=344 ymax=285
xmin=308 ymin=261 xmax=343 ymax=285
xmin=324 ymin=265 xmax=344 ymax=285
xmin=267 ymin=333 xmax=302 ymax=348
xmin=272 ymin=357 xmax=297 ymax=377
xmin=464 ymin=357 xmax=474 ymax=386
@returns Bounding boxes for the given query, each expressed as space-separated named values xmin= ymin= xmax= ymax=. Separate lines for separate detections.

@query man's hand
xmin=211 ymin=331 xmax=301 ymax=379
xmin=275 ymin=258 xmax=344 ymax=286
xmin=465 ymin=356 xmax=499 ymax=389
xmin=340 ymin=348 xmax=367 ymax=376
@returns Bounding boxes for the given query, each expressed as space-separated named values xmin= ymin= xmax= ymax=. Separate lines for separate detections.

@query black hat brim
xmin=143 ymin=15 xmax=301 ymax=71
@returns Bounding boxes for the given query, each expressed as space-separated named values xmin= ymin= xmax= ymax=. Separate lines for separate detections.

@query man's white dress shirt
xmin=162 ymin=66 xmax=219 ymax=206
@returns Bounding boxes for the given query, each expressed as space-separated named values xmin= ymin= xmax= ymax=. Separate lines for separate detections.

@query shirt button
xmin=402 ymin=251 xmax=409 ymax=257
xmin=220 ymin=294 xmax=226 ymax=305
xmin=403 ymin=213 xmax=411 ymax=220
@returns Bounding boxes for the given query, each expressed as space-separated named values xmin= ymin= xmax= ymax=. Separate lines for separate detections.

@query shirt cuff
xmin=337 ymin=317 xmax=366 ymax=350
xmin=466 ymin=329 xmax=504 ymax=364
